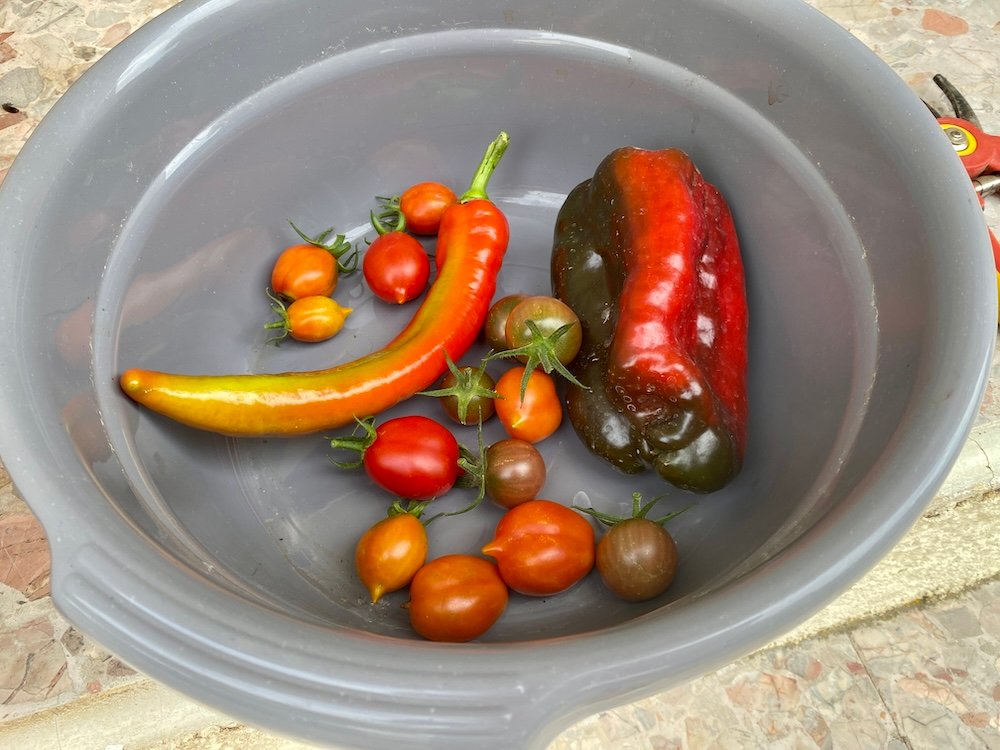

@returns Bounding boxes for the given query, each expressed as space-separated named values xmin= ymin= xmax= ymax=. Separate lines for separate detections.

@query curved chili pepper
xmin=120 ymin=132 xmax=510 ymax=437
xmin=552 ymin=147 xmax=747 ymax=493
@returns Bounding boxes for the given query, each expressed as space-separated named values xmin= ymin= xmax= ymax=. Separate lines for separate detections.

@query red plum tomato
xmin=407 ymin=554 xmax=509 ymax=642
xmin=481 ymin=499 xmax=595 ymax=596
xmin=363 ymin=232 xmax=430 ymax=304
xmin=363 ymin=416 xmax=460 ymax=499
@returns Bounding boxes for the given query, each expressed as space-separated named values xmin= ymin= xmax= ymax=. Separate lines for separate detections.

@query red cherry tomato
xmin=407 ymin=554 xmax=509 ymax=642
xmin=494 ymin=366 xmax=562 ymax=443
xmin=355 ymin=511 xmax=428 ymax=603
xmin=399 ymin=181 xmax=457 ymax=235
xmin=359 ymin=416 xmax=461 ymax=499
xmin=271 ymin=244 xmax=338 ymax=300
xmin=481 ymin=499 xmax=595 ymax=596
xmin=363 ymin=232 xmax=430 ymax=304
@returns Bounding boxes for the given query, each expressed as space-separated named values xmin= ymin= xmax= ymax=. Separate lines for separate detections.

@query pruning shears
xmin=927 ymin=74 xmax=1000 ymax=321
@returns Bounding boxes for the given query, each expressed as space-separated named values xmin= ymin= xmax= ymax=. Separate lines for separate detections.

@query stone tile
xmin=852 ymin=579 xmax=1000 ymax=750
xmin=0 ymin=512 xmax=50 ymax=600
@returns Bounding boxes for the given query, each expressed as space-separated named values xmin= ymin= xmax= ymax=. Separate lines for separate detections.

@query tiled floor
xmin=1 ymin=1 xmax=999 ymax=748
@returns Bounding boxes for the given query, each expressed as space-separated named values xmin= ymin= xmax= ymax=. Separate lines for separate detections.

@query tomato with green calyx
xmin=265 ymin=292 xmax=351 ymax=343
xmin=483 ymin=294 xmax=527 ymax=350
xmin=483 ymin=438 xmax=546 ymax=509
xmin=329 ymin=415 xmax=460 ymax=500
xmin=419 ymin=354 xmax=499 ymax=425
xmin=363 ymin=206 xmax=430 ymax=304
xmin=481 ymin=499 xmax=594 ymax=596
xmin=272 ymin=221 xmax=358 ymax=301
xmin=494 ymin=366 xmax=562 ymax=443
xmin=486 ymin=295 xmax=585 ymax=397
xmin=407 ymin=554 xmax=508 ymax=642
xmin=355 ymin=500 xmax=429 ymax=603
xmin=576 ymin=492 xmax=685 ymax=602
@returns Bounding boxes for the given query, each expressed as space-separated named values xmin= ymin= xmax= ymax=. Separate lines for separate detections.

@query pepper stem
xmin=459 ymin=131 xmax=510 ymax=203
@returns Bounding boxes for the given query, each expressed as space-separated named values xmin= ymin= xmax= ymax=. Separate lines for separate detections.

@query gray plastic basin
xmin=0 ymin=1 xmax=994 ymax=748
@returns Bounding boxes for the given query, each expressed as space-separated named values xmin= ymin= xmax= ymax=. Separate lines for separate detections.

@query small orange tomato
xmin=355 ymin=512 xmax=428 ymax=603
xmin=266 ymin=294 xmax=351 ymax=343
xmin=399 ymin=181 xmax=457 ymax=235
xmin=286 ymin=296 xmax=351 ymax=342
xmin=271 ymin=244 xmax=338 ymax=300
xmin=494 ymin=366 xmax=562 ymax=443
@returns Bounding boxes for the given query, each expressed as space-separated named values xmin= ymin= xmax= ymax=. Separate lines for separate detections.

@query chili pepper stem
xmin=459 ymin=131 xmax=510 ymax=203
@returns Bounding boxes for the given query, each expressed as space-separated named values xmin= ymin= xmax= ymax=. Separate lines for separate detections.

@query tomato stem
xmin=370 ymin=202 xmax=406 ymax=236
xmin=574 ymin=491 xmax=689 ymax=527
xmin=486 ymin=320 xmax=588 ymax=399
xmin=327 ymin=416 xmax=378 ymax=468
xmin=418 ymin=352 xmax=500 ymax=425
xmin=288 ymin=220 xmax=359 ymax=273
xmin=263 ymin=288 xmax=291 ymax=344
xmin=459 ymin=131 xmax=510 ymax=204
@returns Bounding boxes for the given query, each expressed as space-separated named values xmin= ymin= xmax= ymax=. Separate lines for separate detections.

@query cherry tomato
xmin=271 ymin=244 xmax=338 ymax=300
xmin=596 ymin=518 xmax=678 ymax=602
xmin=265 ymin=294 xmax=351 ymax=343
xmin=363 ymin=232 xmax=430 ymax=304
xmin=399 ymin=181 xmax=457 ymax=236
xmin=504 ymin=295 xmax=583 ymax=365
xmin=483 ymin=294 xmax=527 ymax=350
xmin=407 ymin=554 xmax=509 ymax=642
xmin=355 ymin=511 xmax=428 ymax=603
xmin=481 ymin=499 xmax=594 ymax=596
xmin=484 ymin=438 xmax=546 ymax=509
xmin=494 ymin=366 xmax=562 ymax=443
xmin=422 ymin=360 xmax=498 ymax=426
xmin=331 ymin=416 xmax=460 ymax=499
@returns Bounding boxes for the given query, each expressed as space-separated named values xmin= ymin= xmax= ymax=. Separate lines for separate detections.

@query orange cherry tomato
xmin=481 ymin=499 xmax=595 ymax=596
xmin=271 ymin=244 xmax=338 ymax=300
xmin=494 ymin=366 xmax=562 ymax=443
xmin=407 ymin=555 xmax=509 ymax=642
xmin=399 ymin=181 xmax=457 ymax=235
xmin=355 ymin=512 xmax=428 ymax=603
xmin=267 ymin=295 xmax=351 ymax=343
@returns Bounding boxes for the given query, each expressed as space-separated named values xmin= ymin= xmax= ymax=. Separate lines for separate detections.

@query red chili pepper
xmin=120 ymin=132 xmax=510 ymax=436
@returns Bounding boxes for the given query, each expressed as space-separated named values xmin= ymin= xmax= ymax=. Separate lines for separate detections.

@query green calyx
xmin=418 ymin=352 xmax=500 ymax=425
xmin=326 ymin=416 xmax=378 ymax=469
xmin=289 ymin=220 xmax=359 ymax=274
xmin=263 ymin=288 xmax=291 ymax=343
xmin=486 ymin=320 xmax=588 ymax=399
xmin=387 ymin=498 xmax=431 ymax=522
xmin=459 ymin=131 xmax=510 ymax=204
xmin=575 ymin=491 xmax=688 ymax=528
xmin=370 ymin=198 xmax=406 ymax=236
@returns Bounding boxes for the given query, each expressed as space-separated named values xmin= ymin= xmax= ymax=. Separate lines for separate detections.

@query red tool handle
xmin=939 ymin=116 xmax=1000 ymax=178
